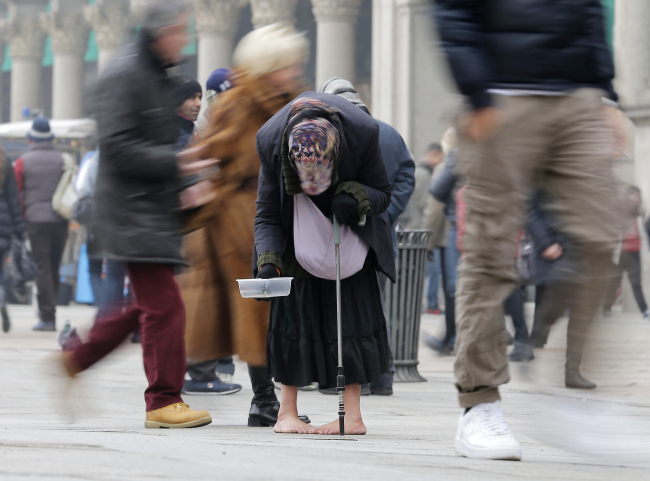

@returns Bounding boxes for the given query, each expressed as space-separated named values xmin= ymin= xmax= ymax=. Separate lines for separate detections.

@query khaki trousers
xmin=454 ymin=89 xmax=621 ymax=408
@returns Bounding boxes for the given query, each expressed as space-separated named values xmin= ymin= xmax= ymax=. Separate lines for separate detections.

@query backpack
xmin=52 ymin=152 xmax=78 ymax=220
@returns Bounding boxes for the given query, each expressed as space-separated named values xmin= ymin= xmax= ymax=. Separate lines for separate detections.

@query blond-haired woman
xmin=179 ymin=23 xmax=310 ymax=426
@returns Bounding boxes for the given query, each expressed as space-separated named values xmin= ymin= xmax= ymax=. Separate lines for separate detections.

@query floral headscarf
xmin=283 ymin=98 xmax=341 ymax=196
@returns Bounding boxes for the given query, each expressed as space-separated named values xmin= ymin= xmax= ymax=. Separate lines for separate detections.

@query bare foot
xmin=316 ymin=417 xmax=367 ymax=435
xmin=274 ymin=414 xmax=315 ymax=434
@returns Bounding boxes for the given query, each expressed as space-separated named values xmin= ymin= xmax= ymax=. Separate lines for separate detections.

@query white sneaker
xmin=455 ymin=400 xmax=522 ymax=461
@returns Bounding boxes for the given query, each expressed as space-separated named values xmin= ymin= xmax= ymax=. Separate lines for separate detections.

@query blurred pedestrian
xmin=0 ymin=148 xmax=26 ymax=333
xmin=180 ymin=24 xmax=310 ymax=427
xmin=427 ymin=128 xmax=461 ymax=355
xmin=14 ymin=118 xmax=68 ymax=332
xmin=436 ymin=0 xmax=622 ymax=460
xmin=604 ymin=186 xmax=649 ymax=318
xmin=526 ymin=188 xmax=595 ymax=388
xmin=173 ymin=74 xmax=241 ymax=396
xmin=319 ymin=76 xmax=416 ymax=396
xmin=255 ymin=94 xmax=394 ymax=435
xmin=58 ymin=1 xmax=214 ymax=429
xmin=401 ymin=143 xmax=445 ymax=315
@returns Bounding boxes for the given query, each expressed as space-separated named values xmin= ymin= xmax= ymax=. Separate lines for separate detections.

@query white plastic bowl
xmin=236 ymin=277 xmax=293 ymax=298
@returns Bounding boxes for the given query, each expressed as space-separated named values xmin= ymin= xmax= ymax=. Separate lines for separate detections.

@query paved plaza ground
xmin=1 ymin=304 xmax=649 ymax=480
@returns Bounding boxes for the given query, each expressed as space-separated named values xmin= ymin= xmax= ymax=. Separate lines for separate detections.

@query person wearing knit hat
xmin=173 ymin=75 xmax=203 ymax=151
xmin=26 ymin=117 xmax=55 ymax=142
xmin=13 ymin=117 xmax=68 ymax=332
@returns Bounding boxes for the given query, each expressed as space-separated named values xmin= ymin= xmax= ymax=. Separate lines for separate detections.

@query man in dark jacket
xmin=14 ymin=118 xmax=68 ymax=332
xmin=436 ymin=0 xmax=622 ymax=461
xmin=59 ymin=2 xmax=214 ymax=429
xmin=318 ymin=77 xmax=415 ymax=396
xmin=174 ymin=75 xmax=202 ymax=151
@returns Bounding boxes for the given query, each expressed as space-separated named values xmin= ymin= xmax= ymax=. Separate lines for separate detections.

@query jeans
xmin=97 ymin=260 xmax=128 ymax=319
xmin=441 ymin=229 xmax=460 ymax=343
xmin=426 ymin=249 xmax=442 ymax=309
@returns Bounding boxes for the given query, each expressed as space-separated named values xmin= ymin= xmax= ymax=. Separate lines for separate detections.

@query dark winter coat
xmin=376 ymin=119 xmax=415 ymax=256
xmin=255 ymin=92 xmax=396 ymax=282
xmin=176 ymin=115 xmax=196 ymax=151
xmin=92 ymin=32 xmax=184 ymax=265
xmin=430 ymin=148 xmax=459 ymax=228
xmin=435 ymin=0 xmax=617 ymax=110
xmin=17 ymin=142 xmax=66 ymax=223
xmin=0 ymin=158 xmax=25 ymax=252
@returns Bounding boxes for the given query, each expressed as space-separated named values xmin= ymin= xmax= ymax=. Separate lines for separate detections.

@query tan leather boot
xmin=145 ymin=402 xmax=212 ymax=429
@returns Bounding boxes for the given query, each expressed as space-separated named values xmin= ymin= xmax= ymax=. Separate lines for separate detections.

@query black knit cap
xmin=173 ymin=75 xmax=202 ymax=108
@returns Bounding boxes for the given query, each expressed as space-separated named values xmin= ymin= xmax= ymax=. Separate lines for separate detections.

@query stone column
xmin=193 ymin=0 xmax=241 ymax=86
xmin=250 ymin=0 xmax=299 ymax=29
xmin=311 ymin=0 xmax=362 ymax=88
xmin=42 ymin=4 xmax=90 ymax=120
xmin=85 ymin=0 xmax=132 ymax=74
xmin=1 ymin=8 xmax=47 ymax=122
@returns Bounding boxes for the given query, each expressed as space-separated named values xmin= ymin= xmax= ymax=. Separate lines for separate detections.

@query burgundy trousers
xmin=72 ymin=263 xmax=186 ymax=411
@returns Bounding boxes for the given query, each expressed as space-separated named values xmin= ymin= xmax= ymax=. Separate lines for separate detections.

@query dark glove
xmin=257 ymin=264 xmax=280 ymax=279
xmin=332 ymin=193 xmax=359 ymax=226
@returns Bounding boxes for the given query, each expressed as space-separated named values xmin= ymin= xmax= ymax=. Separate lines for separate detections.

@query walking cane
xmin=333 ymin=216 xmax=345 ymax=436
xmin=333 ymin=214 xmax=366 ymax=437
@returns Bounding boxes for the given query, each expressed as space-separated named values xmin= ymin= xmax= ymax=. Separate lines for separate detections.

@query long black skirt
xmin=267 ymin=268 xmax=390 ymax=389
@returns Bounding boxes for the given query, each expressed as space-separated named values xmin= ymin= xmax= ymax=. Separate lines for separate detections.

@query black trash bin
xmin=385 ymin=230 xmax=433 ymax=382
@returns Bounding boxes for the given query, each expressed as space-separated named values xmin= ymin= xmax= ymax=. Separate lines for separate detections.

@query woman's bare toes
xmin=316 ymin=418 xmax=367 ymax=435
xmin=274 ymin=415 xmax=315 ymax=434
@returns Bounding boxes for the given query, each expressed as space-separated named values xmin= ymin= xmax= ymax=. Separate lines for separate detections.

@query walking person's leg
xmin=623 ymin=251 xmax=648 ymax=316
xmin=49 ymin=222 xmax=68 ymax=305
xmin=505 ymin=287 xmax=534 ymax=361
xmin=454 ymin=95 xmax=548 ymax=461
xmin=28 ymin=223 xmax=57 ymax=330
xmin=426 ymin=249 xmax=442 ymax=313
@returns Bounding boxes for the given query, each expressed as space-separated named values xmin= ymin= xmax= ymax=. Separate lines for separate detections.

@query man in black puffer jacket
xmin=59 ymin=2 xmax=215 ymax=430
xmin=435 ymin=0 xmax=623 ymax=461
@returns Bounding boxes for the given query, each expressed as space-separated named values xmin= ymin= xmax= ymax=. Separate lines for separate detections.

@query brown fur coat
xmin=179 ymin=73 xmax=297 ymax=366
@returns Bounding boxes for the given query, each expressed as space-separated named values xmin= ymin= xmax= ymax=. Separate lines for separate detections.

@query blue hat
xmin=206 ymin=68 xmax=233 ymax=94
xmin=27 ymin=117 xmax=54 ymax=142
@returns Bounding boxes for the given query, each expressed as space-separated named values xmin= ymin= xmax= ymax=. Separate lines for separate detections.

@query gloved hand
xmin=257 ymin=264 xmax=280 ymax=279
xmin=332 ymin=193 xmax=359 ymax=226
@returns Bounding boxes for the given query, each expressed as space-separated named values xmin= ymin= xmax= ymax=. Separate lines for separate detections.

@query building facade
xmin=0 ymin=0 xmax=646 ymax=166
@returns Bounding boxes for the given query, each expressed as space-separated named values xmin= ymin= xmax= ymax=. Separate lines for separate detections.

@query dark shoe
xmin=182 ymin=378 xmax=242 ymax=395
xmin=247 ymin=402 xmax=311 ymax=427
xmin=508 ymin=342 xmax=534 ymax=362
xmin=529 ymin=336 xmax=546 ymax=349
xmin=1 ymin=306 xmax=9 ymax=333
xmin=565 ymin=371 xmax=597 ymax=390
xmin=33 ymin=321 xmax=56 ymax=332
xmin=426 ymin=335 xmax=454 ymax=355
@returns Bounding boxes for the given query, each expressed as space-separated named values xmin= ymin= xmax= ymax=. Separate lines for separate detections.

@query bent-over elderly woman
xmin=254 ymin=93 xmax=396 ymax=434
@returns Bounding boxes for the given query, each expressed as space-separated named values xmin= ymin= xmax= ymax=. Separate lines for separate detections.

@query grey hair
xmin=141 ymin=0 xmax=189 ymax=38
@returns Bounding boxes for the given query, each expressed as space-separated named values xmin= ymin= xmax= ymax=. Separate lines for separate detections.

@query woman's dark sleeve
xmin=351 ymin=124 xmax=391 ymax=217
xmin=526 ymin=201 xmax=556 ymax=255
xmin=430 ymin=151 xmax=458 ymax=204
xmin=254 ymin=136 xmax=286 ymax=270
